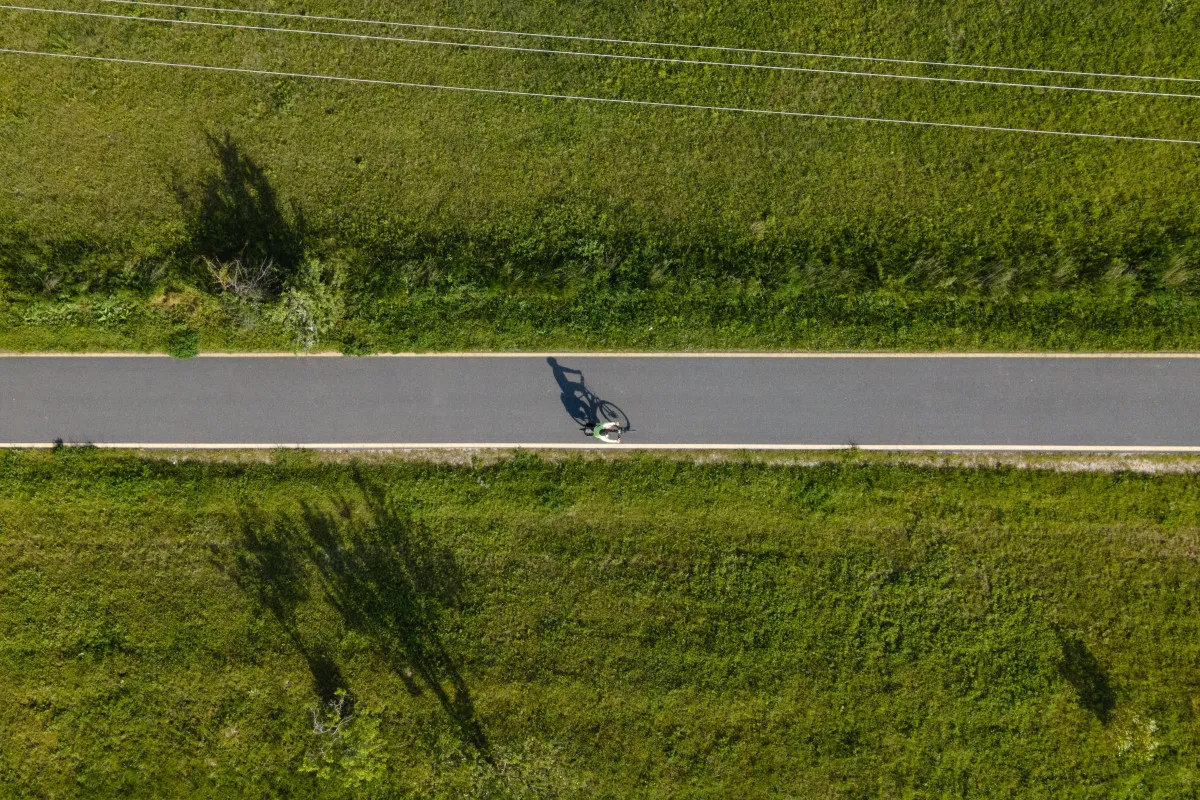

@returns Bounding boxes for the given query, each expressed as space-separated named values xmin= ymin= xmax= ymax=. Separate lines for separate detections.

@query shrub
xmin=277 ymin=256 xmax=344 ymax=351
xmin=166 ymin=325 xmax=199 ymax=358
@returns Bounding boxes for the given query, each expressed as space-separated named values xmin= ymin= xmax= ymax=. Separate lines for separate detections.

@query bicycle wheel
xmin=595 ymin=400 xmax=630 ymax=430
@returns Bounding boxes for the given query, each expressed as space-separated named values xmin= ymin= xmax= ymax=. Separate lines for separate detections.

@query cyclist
xmin=591 ymin=420 xmax=623 ymax=444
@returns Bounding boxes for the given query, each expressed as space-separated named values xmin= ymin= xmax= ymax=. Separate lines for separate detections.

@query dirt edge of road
xmin=14 ymin=447 xmax=1200 ymax=474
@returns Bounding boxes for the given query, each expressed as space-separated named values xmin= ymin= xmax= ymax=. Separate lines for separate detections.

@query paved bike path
xmin=2 ymin=354 xmax=1199 ymax=449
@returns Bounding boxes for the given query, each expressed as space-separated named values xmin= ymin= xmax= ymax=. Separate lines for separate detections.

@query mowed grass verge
xmin=1 ymin=450 xmax=1198 ymax=797
xmin=1 ymin=0 xmax=1200 ymax=350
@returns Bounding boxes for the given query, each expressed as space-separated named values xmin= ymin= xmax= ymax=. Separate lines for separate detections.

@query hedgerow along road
xmin=2 ymin=354 xmax=1199 ymax=450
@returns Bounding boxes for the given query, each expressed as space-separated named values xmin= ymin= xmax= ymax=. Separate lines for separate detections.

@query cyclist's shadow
xmin=546 ymin=357 xmax=631 ymax=433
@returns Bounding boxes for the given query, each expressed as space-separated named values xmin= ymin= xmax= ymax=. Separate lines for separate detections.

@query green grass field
xmin=1 ymin=0 xmax=1200 ymax=350
xmin=1 ymin=450 xmax=1198 ymax=796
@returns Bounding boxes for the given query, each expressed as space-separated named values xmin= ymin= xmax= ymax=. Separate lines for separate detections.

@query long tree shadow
xmin=218 ymin=476 xmax=490 ymax=757
xmin=1056 ymin=631 xmax=1116 ymax=722
xmin=173 ymin=131 xmax=306 ymax=284
xmin=220 ymin=520 xmax=347 ymax=702
xmin=546 ymin=356 xmax=631 ymax=433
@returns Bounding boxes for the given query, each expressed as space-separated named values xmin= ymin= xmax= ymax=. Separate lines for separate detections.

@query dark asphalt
xmin=1 ymin=355 xmax=1198 ymax=449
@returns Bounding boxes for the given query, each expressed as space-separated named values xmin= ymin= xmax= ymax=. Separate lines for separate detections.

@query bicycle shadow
xmin=546 ymin=357 xmax=632 ymax=433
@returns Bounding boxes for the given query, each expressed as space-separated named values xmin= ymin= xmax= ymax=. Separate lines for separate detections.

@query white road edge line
xmin=4 ymin=352 xmax=1200 ymax=359
xmin=5 ymin=443 xmax=1200 ymax=452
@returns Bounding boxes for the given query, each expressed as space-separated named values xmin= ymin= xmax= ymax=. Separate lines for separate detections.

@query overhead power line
xmin=101 ymin=0 xmax=1200 ymax=85
xmin=7 ymin=4 xmax=1200 ymax=101
xmin=1 ymin=48 xmax=1197 ymax=144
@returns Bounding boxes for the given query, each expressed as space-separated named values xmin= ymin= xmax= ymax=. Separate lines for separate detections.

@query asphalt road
xmin=2 ymin=354 xmax=1199 ymax=450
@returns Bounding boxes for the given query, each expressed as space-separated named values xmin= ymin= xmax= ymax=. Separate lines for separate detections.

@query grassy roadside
xmin=6 ymin=286 xmax=1200 ymax=353
xmin=2 ymin=449 xmax=1198 ymax=796
xmin=2 ymin=0 xmax=1200 ymax=352
xmin=52 ymin=446 xmax=1200 ymax=474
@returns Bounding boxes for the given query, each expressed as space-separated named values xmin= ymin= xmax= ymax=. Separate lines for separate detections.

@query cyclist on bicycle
xmin=591 ymin=421 xmax=623 ymax=444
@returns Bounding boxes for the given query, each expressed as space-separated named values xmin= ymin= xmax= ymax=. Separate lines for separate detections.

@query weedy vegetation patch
xmin=1 ymin=0 xmax=1199 ymax=350
xmin=0 ymin=451 xmax=1198 ymax=796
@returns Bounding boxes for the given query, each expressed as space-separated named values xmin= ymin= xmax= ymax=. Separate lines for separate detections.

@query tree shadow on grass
xmin=217 ymin=475 xmax=490 ymax=757
xmin=1056 ymin=631 xmax=1116 ymax=723
xmin=221 ymin=522 xmax=347 ymax=703
xmin=173 ymin=131 xmax=306 ymax=285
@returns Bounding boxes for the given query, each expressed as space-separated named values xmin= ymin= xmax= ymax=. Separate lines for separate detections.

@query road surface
xmin=2 ymin=354 xmax=1199 ymax=450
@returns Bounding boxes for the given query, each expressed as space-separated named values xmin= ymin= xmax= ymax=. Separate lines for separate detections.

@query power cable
xmin=2 ymin=47 xmax=1197 ymax=144
xmin=101 ymin=0 xmax=1200 ymax=85
xmin=7 ymin=4 xmax=1200 ymax=100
